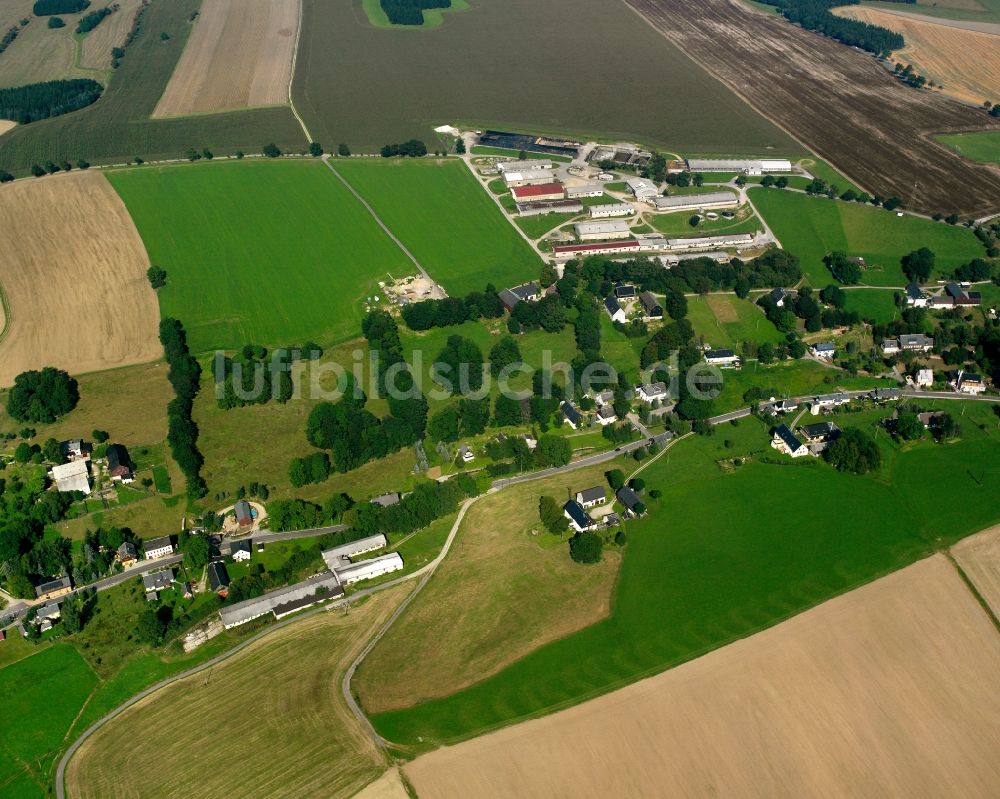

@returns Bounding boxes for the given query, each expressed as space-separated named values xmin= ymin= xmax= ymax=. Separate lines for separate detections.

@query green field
xmin=369 ymin=402 xmax=1000 ymax=746
xmin=334 ymin=158 xmax=540 ymax=295
xmin=515 ymin=212 xmax=581 ymax=240
xmin=936 ymin=131 xmax=1000 ymax=166
xmin=843 ymin=288 xmax=903 ymax=325
xmin=293 ymin=0 xmax=802 ymax=155
xmin=107 ymin=160 xmax=414 ymax=353
xmin=797 ymin=157 xmax=864 ymax=194
xmin=749 ymin=188 xmax=986 ymax=286
xmin=686 ymin=294 xmax=784 ymax=349
xmin=0 ymin=645 xmax=97 ymax=798
xmin=0 ymin=0 xmax=304 ymax=176
xmin=864 ymin=0 xmax=1000 ymax=23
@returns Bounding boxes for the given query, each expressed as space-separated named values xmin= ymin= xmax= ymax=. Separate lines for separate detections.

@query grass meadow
xmin=369 ymin=402 xmax=1000 ymax=747
xmin=936 ymin=131 xmax=1000 ymax=166
xmin=686 ymin=294 xmax=784 ymax=350
xmin=0 ymin=0 xmax=304 ymax=176
xmin=108 ymin=160 xmax=415 ymax=354
xmin=842 ymin=288 xmax=904 ymax=325
xmin=334 ymin=158 xmax=540 ymax=295
xmin=293 ymin=0 xmax=802 ymax=155
xmin=749 ymin=188 xmax=986 ymax=286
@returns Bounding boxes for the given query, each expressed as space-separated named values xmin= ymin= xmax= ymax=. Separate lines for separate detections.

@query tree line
xmin=764 ymin=0 xmax=905 ymax=57
xmin=0 ymin=78 xmax=103 ymax=124
xmin=159 ymin=319 xmax=207 ymax=497
xmin=32 ymin=0 xmax=89 ymax=14
xmin=401 ymin=286 xmax=504 ymax=330
xmin=76 ymin=4 xmax=117 ymax=34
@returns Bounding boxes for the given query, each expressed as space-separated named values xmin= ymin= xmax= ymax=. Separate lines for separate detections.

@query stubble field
xmin=153 ymin=0 xmax=299 ymax=117
xmin=404 ymin=554 xmax=1000 ymax=799
xmin=626 ymin=0 xmax=1000 ymax=216
xmin=292 ymin=0 xmax=802 ymax=155
xmin=0 ymin=171 xmax=161 ymax=386
xmin=835 ymin=6 xmax=1000 ymax=107
xmin=952 ymin=524 xmax=1000 ymax=617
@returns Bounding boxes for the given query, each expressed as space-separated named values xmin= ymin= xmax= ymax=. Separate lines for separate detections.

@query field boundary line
xmin=288 ymin=0 xmax=313 ymax=143
xmin=0 ymin=276 xmax=10 ymax=346
xmin=945 ymin=550 xmax=1000 ymax=633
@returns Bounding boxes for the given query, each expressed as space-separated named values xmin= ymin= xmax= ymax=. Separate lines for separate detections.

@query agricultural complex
xmin=1 ymin=0 xmax=1000 ymax=796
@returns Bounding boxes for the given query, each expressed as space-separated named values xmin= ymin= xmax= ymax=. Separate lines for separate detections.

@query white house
xmin=596 ymin=405 xmax=617 ymax=426
xmin=51 ymin=461 xmax=92 ymax=495
xmin=704 ymin=348 xmax=740 ymax=367
xmin=576 ymin=486 xmax=607 ymax=509
xmin=810 ymin=342 xmax=836 ymax=359
xmin=230 ymin=539 xmax=252 ymax=562
xmin=561 ymin=401 xmax=582 ymax=429
xmin=881 ymin=339 xmax=901 ymax=356
xmin=954 ymin=371 xmax=986 ymax=395
xmin=905 ymin=282 xmax=928 ymax=308
xmin=458 ymin=444 xmax=475 ymax=463
xmin=899 ymin=333 xmax=934 ymax=352
xmin=771 ymin=425 xmax=809 ymax=458
xmin=811 ymin=393 xmax=851 ymax=414
xmin=636 ymin=382 xmax=668 ymax=403
xmin=916 ymin=368 xmax=933 ymax=388
xmin=563 ymin=500 xmax=596 ymax=532
xmin=142 ymin=536 xmax=174 ymax=561
xmin=604 ymin=295 xmax=627 ymax=324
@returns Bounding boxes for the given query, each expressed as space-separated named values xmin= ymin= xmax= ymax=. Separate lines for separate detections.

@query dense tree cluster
xmin=434 ymin=335 xmax=485 ymax=394
xmin=824 ymin=427 xmax=881 ymax=474
xmin=429 ymin=398 xmax=490 ymax=442
xmin=6 ymin=367 xmax=79 ymax=423
xmin=538 ymin=495 xmax=567 ymax=534
xmin=380 ymin=0 xmax=450 ymax=25
xmin=159 ymin=318 xmax=207 ymax=497
xmin=484 ymin=432 xmax=571 ymax=474
xmin=400 ymin=286 xmax=504 ymax=330
xmin=508 ymin=294 xmax=566 ymax=334
xmin=380 ymin=139 xmax=427 ymax=158
xmin=353 ymin=474 xmax=477 ymax=536
xmin=288 ymin=451 xmax=331 ymax=487
xmin=215 ymin=344 xmax=298 ymax=410
xmin=952 ymin=258 xmax=993 ymax=283
xmin=569 ymin=531 xmax=603 ymax=564
xmin=32 ymin=0 xmax=89 ymax=14
xmin=76 ymin=526 xmax=137 ymax=582
xmin=76 ymin=4 xmax=115 ymax=34
xmin=901 ymin=247 xmax=935 ymax=283
xmin=764 ymin=0 xmax=905 ymax=57
xmin=0 ymin=79 xmax=103 ymax=124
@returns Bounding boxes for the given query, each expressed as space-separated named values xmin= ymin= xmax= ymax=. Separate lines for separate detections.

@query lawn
xmin=515 ymin=212 xmax=581 ymax=240
xmin=686 ymin=294 xmax=784 ymax=350
xmin=333 ymin=158 xmax=540 ymax=295
xmin=107 ymin=160 xmax=414 ymax=354
xmin=64 ymin=585 xmax=411 ymax=799
xmin=0 ymin=0 xmax=304 ymax=176
xmin=0 ymin=645 xmax=97 ymax=798
xmin=797 ymin=156 xmax=864 ymax=194
xmin=935 ymin=131 xmax=1000 ymax=166
xmin=842 ymin=288 xmax=903 ymax=325
xmin=293 ymin=0 xmax=802 ymax=156
xmin=369 ymin=403 xmax=1000 ymax=746
xmin=647 ymin=208 xmax=762 ymax=237
xmin=599 ymin=313 xmax=643 ymax=380
xmin=749 ymin=188 xmax=986 ymax=286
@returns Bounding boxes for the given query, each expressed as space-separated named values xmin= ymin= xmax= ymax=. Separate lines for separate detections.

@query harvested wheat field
xmin=952 ymin=523 xmax=1000 ymax=618
xmin=0 ymin=120 xmax=15 ymax=137
xmin=835 ymin=6 xmax=1000 ymax=106
xmin=626 ymin=0 xmax=1000 ymax=217
xmin=153 ymin=0 xmax=299 ymax=117
xmin=79 ymin=0 xmax=146 ymax=71
xmin=406 ymin=554 xmax=1000 ymax=799
xmin=66 ymin=585 xmax=412 ymax=799
xmin=0 ymin=171 xmax=161 ymax=386
xmin=352 ymin=769 xmax=410 ymax=799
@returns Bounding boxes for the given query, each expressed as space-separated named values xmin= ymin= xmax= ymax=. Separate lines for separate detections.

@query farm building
xmin=503 ymin=169 xmax=557 ymax=188
xmin=498 ymin=159 xmax=555 ymax=174
xmin=323 ymin=534 xmax=389 ymax=570
xmin=219 ymin=572 xmax=346 ymax=629
xmin=478 ymin=130 xmax=579 ymax=159
xmin=510 ymin=183 xmax=565 ymax=202
xmin=34 ymin=575 xmax=72 ymax=601
xmin=272 ymin=591 xmax=337 ymax=620
xmin=636 ymin=382 xmax=668 ymax=403
xmin=560 ymin=401 xmax=582 ymax=429
xmin=685 ymin=158 xmax=792 ymax=174
xmin=625 ymin=177 xmax=658 ymax=202
xmin=143 ymin=536 xmax=174 ymax=561
xmin=500 ymin=282 xmax=542 ymax=312
xmin=51 ymin=460 xmax=92 ymax=495
xmin=640 ymin=291 xmax=663 ymax=319
xmin=589 ymin=203 xmax=633 ymax=219
xmin=651 ymin=192 xmax=739 ymax=212
xmin=552 ymin=240 xmax=641 ymax=259
xmin=931 ymin=284 xmax=983 ymax=308
xmin=62 ymin=439 xmax=90 ymax=460
xmin=207 ymin=562 xmax=230 ymax=596
xmin=666 ymin=233 xmax=754 ymax=252
xmin=565 ymin=183 xmax=604 ymax=199
xmin=771 ymin=425 xmax=809 ymax=458
xmin=575 ymin=220 xmax=632 ymax=241
xmin=106 ymin=444 xmax=134 ymax=483
xmin=659 ymin=251 xmax=731 ymax=266
xmin=335 ymin=552 xmax=404 ymax=585
xmin=704 ymin=349 xmax=740 ymax=366
xmin=516 ymin=199 xmax=582 ymax=217
xmin=563 ymin=499 xmax=597 ymax=532
xmin=604 ymin=295 xmax=626 ymax=323
xmin=576 ymin=486 xmax=607 ymax=509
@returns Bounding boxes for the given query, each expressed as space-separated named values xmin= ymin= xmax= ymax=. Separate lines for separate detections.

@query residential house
xmin=614 ymin=282 xmax=637 ymax=300
xmin=207 ymin=562 xmax=230 ymax=597
xmin=881 ymin=339 xmax=901 ymax=356
xmin=771 ymin=425 xmax=809 ymax=458
xmin=563 ymin=499 xmax=597 ymax=532
xmin=234 ymin=499 xmax=254 ymax=527
xmin=636 ymin=382 xmax=668 ymax=403
xmin=616 ymin=486 xmax=645 ymax=517
xmin=560 ymin=401 xmax=582 ymax=429
xmin=522 ymin=433 xmax=538 ymax=450
xmin=143 ymin=536 xmax=173 ymax=561
xmin=51 ymin=460 xmax=92 ymax=495
xmin=62 ymin=439 xmax=90 ymax=460
xmin=596 ymin=405 xmax=617 ymax=426
xmin=576 ymin=486 xmax=607 ymax=509
xmin=106 ymin=444 xmax=134 ymax=483
xmin=704 ymin=348 xmax=740 ymax=367
xmin=34 ymin=575 xmax=72 ymax=601
xmin=905 ymin=282 xmax=928 ymax=307
xmin=916 ymin=368 xmax=934 ymax=388
xmin=604 ymin=295 xmax=627 ymax=324
xmin=117 ymin=541 xmax=138 ymax=569
xmin=918 ymin=411 xmax=945 ymax=429
xmin=499 ymin=282 xmax=542 ymax=312
xmin=230 ymin=539 xmax=252 ymax=562
xmin=810 ymin=342 xmax=836 ymax=359
xmin=769 ymin=287 xmax=794 ymax=308
xmin=954 ymin=371 xmax=986 ymax=395
xmin=639 ymin=291 xmax=662 ymax=320
xmin=593 ymin=390 xmax=615 ymax=407
xmin=458 ymin=444 xmax=475 ymax=463
xmin=142 ymin=569 xmax=173 ymax=600
xmin=797 ymin=421 xmax=840 ymax=452
xmin=811 ymin=393 xmax=851 ymax=413
xmin=871 ymin=387 xmax=902 ymax=402
xmin=899 ymin=333 xmax=934 ymax=352
xmin=763 ymin=398 xmax=799 ymax=416
xmin=35 ymin=602 xmax=62 ymax=629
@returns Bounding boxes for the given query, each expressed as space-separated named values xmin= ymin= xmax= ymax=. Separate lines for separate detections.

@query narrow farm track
xmin=624 ymin=0 xmax=1000 ymax=217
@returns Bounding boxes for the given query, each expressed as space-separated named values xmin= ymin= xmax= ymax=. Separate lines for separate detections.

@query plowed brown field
xmin=153 ymin=0 xmax=298 ymax=117
xmin=0 ymin=171 xmax=161 ymax=386
xmin=405 ymin=554 xmax=1000 ymax=799
xmin=835 ymin=6 xmax=1000 ymax=107
xmin=625 ymin=0 xmax=1000 ymax=217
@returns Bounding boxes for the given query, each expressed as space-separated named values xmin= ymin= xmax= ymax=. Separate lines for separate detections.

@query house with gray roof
xmin=563 ymin=499 xmax=596 ymax=532
xmin=576 ymin=486 xmax=607 ymax=509
xmin=616 ymin=486 xmax=645 ymax=516
xmin=771 ymin=424 xmax=808 ymax=458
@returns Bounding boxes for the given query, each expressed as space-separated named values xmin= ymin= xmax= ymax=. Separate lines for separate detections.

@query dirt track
xmin=0 ymin=171 xmax=161 ymax=386
xmin=625 ymin=0 xmax=1000 ymax=217
xmin=153 ymin=0 xmax=298 ymax=117
xmin=405 ymin=554 xmax=1000 ymax=799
